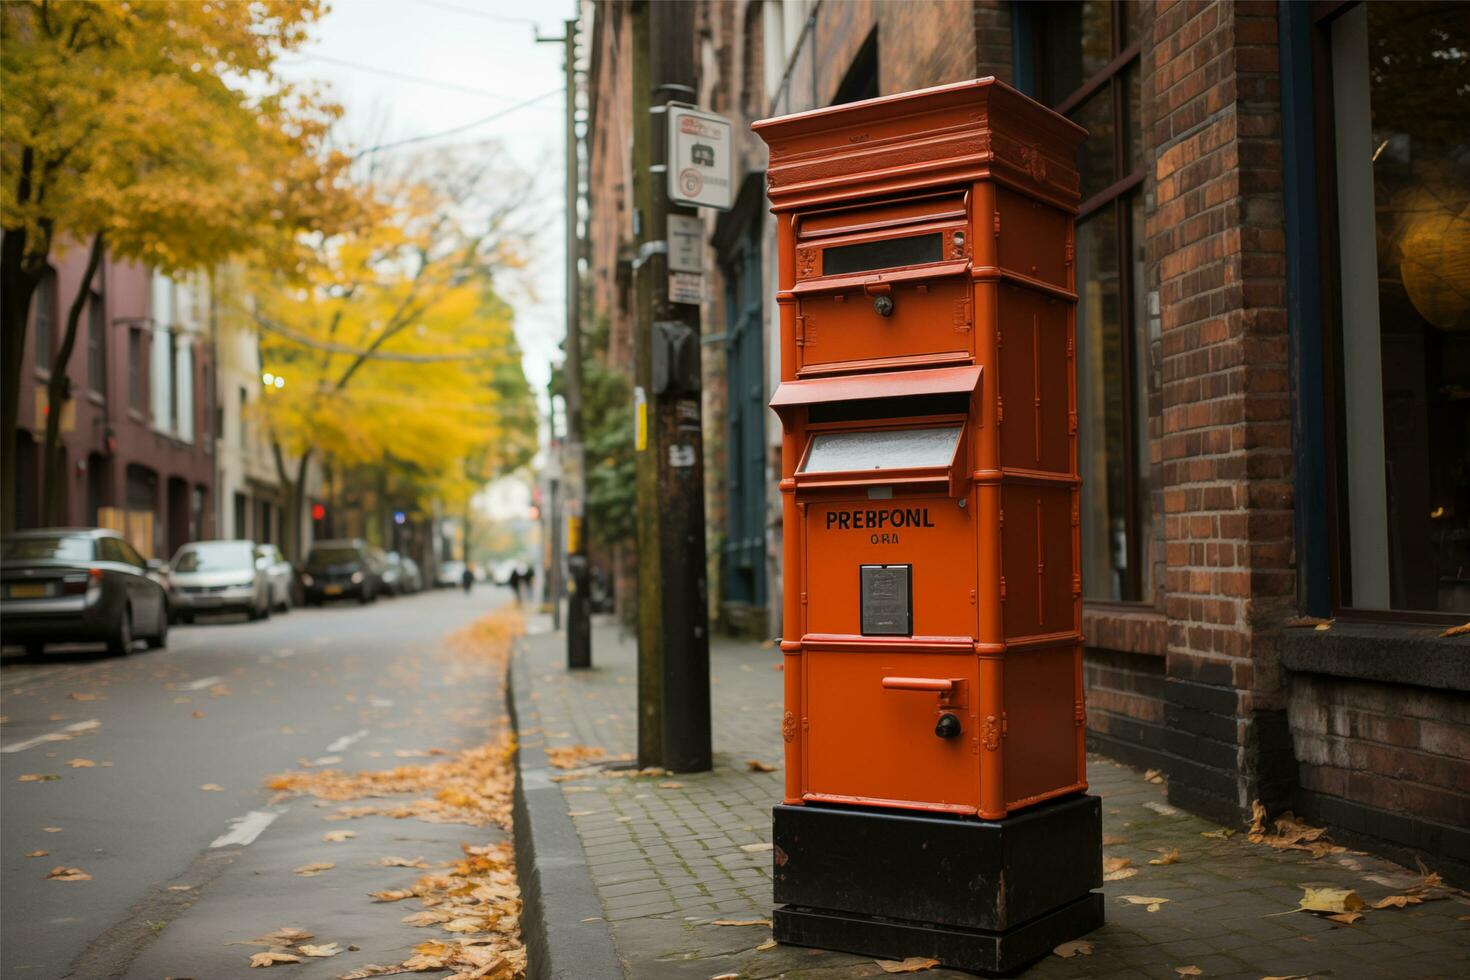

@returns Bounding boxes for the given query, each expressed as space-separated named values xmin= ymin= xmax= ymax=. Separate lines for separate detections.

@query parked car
xmin=381 ymin=551 xmax=404 ymax=595
xmin=1 ymin=528 xmax=169 ymax=656
xmin=254 ymin=543 xmax=293 ymax=612
xmin=169 ymin=540 xmax=273 ymax=622
xmin=300 ymin=539 xmax=382 ymax=605
xmin=435 ymin=559 xmax=466 ymax=589
xmin=399 ymin=556 xmax=424 ymax=594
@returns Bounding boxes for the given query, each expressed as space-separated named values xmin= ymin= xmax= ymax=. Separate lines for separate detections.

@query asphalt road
xmin=1 ymin=584 xmax=515 ymax=979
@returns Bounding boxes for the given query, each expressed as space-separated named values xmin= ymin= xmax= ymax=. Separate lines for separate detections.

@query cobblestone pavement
xmin=513 ymin=617 xmax=1470 ymax=979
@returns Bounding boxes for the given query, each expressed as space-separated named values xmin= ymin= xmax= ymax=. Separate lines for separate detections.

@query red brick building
xmin=13 ymin=246 xmax=216 ymax=559
xmin=583 ymin=0 xmax=1470 ymax=883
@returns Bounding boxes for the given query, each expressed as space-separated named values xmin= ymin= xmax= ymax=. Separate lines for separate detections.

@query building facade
xmin=583 ymin=0 xmax=1469 ymax=883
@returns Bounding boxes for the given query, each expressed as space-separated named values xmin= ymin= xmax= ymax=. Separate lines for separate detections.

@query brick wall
xmin=1288 ymin=673 xmax=1470 ymax=884
xmin=1143 ymin=0 xmax=1296 ymax=824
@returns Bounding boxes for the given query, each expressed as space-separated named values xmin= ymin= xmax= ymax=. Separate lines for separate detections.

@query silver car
xmin=168 ymin=540 xmax=272 ymax=623
xmin=254 ymin=543 xmax=293 ymax=612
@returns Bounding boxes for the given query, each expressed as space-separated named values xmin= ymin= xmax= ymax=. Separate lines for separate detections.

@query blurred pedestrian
xmin=461 ymin=563 xmax=474 ymax=594
xmin=508 ymin=566 xmax=523 ymax=604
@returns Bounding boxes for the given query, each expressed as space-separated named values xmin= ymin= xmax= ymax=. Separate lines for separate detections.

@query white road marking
xmin=326 ymin=729 xmax=369 ymax=753
xmin=1 ymin=719 xmax=102 ymax=754
xmin=305 ymin=755 xmax=343 ymax=767
xmin=175 ymin=675 xmax=224 ymax=691
xmin=210 ymin=808 xmax=284 ymax=848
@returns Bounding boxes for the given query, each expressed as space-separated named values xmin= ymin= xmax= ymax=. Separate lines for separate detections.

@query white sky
xmin=274 ymin=0 xmax=578 ymax=400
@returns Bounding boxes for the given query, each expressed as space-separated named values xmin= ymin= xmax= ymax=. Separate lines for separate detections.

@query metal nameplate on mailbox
xmin=860 ymin=564 xmax=912 ymax=636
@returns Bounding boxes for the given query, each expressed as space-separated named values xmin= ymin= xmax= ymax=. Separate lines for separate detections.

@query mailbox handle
xmin=881 ymin=677 xmax=954 ymax=693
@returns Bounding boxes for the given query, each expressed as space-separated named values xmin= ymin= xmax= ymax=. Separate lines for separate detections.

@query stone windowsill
xmin=1082 ymin=602 xmax=1167 ymax=657
xmin=1279 ymin=620 xmax=1469 ymax=693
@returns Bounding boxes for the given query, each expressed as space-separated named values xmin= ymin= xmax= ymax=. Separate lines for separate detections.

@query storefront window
xmin=1036 ymin=0 xmax=1152 ymax=602
xmin=1326 ymin=1 xmax=1470 ymax=614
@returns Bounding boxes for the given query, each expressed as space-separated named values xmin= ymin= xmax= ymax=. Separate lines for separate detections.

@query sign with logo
xmin=667 ymin=214 xmax=704 ymax=272
xmin=668 ymin=105 xmax=733 ymax=211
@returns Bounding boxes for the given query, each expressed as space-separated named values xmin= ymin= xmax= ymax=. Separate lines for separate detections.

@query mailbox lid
xmin=804 ymin=649 xmax=980 ymax=813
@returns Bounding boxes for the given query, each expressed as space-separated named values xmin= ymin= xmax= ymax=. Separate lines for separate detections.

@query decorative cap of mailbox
xmin=756 ymin=78 xmax=1103 ymax=974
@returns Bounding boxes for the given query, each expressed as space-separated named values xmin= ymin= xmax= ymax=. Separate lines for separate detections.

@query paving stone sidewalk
xmin=511 ymin=616 xmax=1470 ymax=979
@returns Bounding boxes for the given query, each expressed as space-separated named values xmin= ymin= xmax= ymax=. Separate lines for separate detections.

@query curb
xmin=507 ymin=638 xmax=625 ymax=980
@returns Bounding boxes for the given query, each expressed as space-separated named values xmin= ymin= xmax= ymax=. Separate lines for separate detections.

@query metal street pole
xmin=540 ymin=18 xmax=591 ymax=667
xmin=632 ymin=0 xmax=711 ymax=773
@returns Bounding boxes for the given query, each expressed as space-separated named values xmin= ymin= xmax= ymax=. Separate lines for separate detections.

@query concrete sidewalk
xmin=509 ymin=616 xmax=1469 ymax=979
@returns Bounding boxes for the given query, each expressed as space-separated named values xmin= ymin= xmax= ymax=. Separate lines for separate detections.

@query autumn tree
xmin=0 ymin=0 xmax=351 ymax=529
xmin=245 ymin=148 xmax=537 ymax=559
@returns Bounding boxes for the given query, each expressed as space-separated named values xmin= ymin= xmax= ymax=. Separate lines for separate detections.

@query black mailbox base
xmin=772 ymin=795 xmax=1103 ymax=974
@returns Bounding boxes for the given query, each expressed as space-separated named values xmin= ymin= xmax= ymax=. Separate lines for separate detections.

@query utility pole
xmin=537 ymin=19 xmax=588 ymax=661
xmin=632 ymin=0 xmax=712 ymax=773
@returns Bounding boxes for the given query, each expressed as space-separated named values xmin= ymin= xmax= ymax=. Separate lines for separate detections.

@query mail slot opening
xmin=823 ymin=233 xmax=943 ymax=276
xmin=809 ymin=391 xmax=969 ymax=425
xmin=801 ymin=425 xmax=962 ymax=474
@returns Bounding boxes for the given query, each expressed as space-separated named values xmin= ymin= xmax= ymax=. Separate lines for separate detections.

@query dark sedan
xmin=299 ymin=539 xmax=382 ymax=605
xmin=1 ymin=528 xmax=169 ymax=657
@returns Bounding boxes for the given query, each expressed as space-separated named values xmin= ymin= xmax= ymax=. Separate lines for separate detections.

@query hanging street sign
xmin=668 ymin=104 xmax=733 ymax=211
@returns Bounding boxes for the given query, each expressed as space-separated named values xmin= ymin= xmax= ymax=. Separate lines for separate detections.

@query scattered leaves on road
xmin=1120 ymin=895 xmax=1169 ymax=912
xmin=746 ymin=759 xmax=777 ymax=772
xmin=294 ymin=861 xmax=335 ymax=877
xmin=1053 ymin=940 xmax=1093 ymax=957
xmin=46 ymin=866 xmax=91 ymax=881
xmin=1150 ymin=848 xmax=1182 ymax=866
xmin=17 ymin=773 xmax=60 ymax=782
xmin=711 ymin=918 xmax=772 ymax=928
xmin=26 ymin=850 xmax=48 ymax=857
xmin=1143 ymin=768 xmax=1165 ymax=784
xmin=239 ymin=927 xmax=314 ymax=946
xmin=1372 ymin=894 xmax=1423 ymax=909
xmin=1247 ymin=801 xmax=1344 ymax=858
xmin=1174 ymin=967 xmax=1203 ymax=976
xmin=876 ymin=956 xmax=941 ymax=972
xmin=322 ymin=830 xmax=356 ymax=842
xmin=66 ymin=758 xmax=96 ymax=768
xmin=1103 ymin=856 xmax=1131 ymax=873
xmin=338 ymin=965 xmax=415 ymax=978
xmin=370 ymin=888 xmax=415 ymax=902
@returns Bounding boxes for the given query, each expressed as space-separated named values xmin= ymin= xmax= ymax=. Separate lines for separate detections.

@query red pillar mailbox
xmin=755 ymin=78 xmax=1103 ymax=973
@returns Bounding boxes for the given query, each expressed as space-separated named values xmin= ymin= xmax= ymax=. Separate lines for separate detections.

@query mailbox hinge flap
xmin=794 ymin=314 xmax=808 ymax=347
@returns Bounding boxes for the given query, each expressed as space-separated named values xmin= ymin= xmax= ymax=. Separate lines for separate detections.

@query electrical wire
xmin=413 ymin=0 xmax=541 ymax=27
xmin=284 ymin=51 xmax=526 ymax=102
xmin=352 ymin=88 xmax=563 ymax=157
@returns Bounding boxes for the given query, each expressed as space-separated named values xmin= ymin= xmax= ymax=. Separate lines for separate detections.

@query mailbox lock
xmin=935 ymin=713 xmax=962 ymax=739
xmin=864 ymin=281 xmax=894 ymax=318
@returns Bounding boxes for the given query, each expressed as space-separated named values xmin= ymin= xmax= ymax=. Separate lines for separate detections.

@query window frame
xmin=1309 ymin=0 xmax=1467 ymax=625
xmin=87 ymin=289 xmax=106 ymax=396
xmin=1034 ymin=1 xmax=1151 ymax=604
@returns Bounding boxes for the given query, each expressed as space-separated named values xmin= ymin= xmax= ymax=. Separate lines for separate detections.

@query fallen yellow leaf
xmin=1150 ymin=848 xmax=1181 ymax=866
xmin=756 ymin=938 xmax=777 ymax=951
xmin=1372 ymin=894 xmax=1423 ymax=909
xmin=1120 ymin=895 xmax=1169 ymax=912
xmin=322 ymin=830 xmax=356 ymax=842
xmin=370 ymin=888 xmax=415 ymax=902
xmin=1053 ymin=939 xmax=1093 ymax=957
xmin=1104 ymin=867 xmax=1139 ymax=881
xmin=1143 ymin=769 xmax=1165 ymax=784
xmin=876 ymin=957 xmax=941 ymax=973
xmin=248 ymin=950 xmax=301 ymax=967
xmin=741 ymin=842 xmax=773 ymax=853
xmin=1200 ymin=828 xmax=1236 ymax=839
xmin=1326 ymin=911 xmax=1363 ymax=924
xmin=1441 ymin=622 xmax=1470 ymax=638
xmin=711 ymin=918 xmax=772 ymax=927
xmin=43 ymin=827 xmax=62 ymax=832
xmin=26 ymin=850 xmax=48 ymax=858
xmin=746 ymin=759 xmax=778 ymax=773
xmin=66 ymin=759 xmax=96 ymax=768
xmin=249 ymin=927 xmax=313 ymax=945
xmin=293 ymin=862 xmax=334 ymax=876
xmin=1297 ymin=886 xmax=1365 ymax=915
xmin=401 ymin=910 xmax=441 ymax=926
xmin=1103 ymin=856 xmax=1132 ymax=873
xmin=1102 ymin=833 xmax=1128 ymax=845
xmin=200 ymin=784 xmax=225 ymax=792
xmin=45 ymin=866 xmax=91 ymax=881
xmin=297 ymin=942 xmax=341 ymax=957
xmin=68 ymin=692 xmax=103 ymax=701
xmin=17 ymin=773 xmax=60 ymax=782
xmin=378 ymin=856 xmax=429 ymax=868
xmin=658 ymin=781 xmax=684 ymax=789
xmin=1174 ymin=968 xmax=1202 ymax=977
